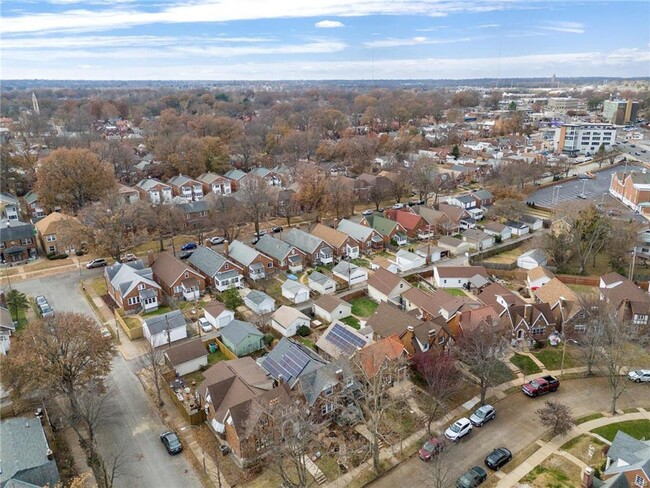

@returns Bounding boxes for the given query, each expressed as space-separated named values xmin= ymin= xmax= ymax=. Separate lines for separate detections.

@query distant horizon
xmin=2 ymin=0 xmax=648 ymax=80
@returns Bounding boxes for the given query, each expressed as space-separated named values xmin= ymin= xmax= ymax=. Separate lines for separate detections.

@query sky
xmin=1 ymin=0 xmax=649 ymax=80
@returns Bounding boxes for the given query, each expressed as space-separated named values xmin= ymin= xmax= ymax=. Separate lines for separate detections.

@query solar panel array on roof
xmin=263 ymin=344 xmax=310 ymax=382
xmin=326 ymin=323 xmax=367 ymax=355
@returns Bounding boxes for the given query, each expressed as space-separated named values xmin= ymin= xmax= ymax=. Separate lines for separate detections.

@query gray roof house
xmin=224 ymin=169 xmax=247 ymax=182
xmin=0 ymin=417 xmax=59 ymax=488
xmin=308 ymin=270 xmax=337 ymax=295
xmin=227 ymin=240 xmax=272 ymax=280
xmin=219 ymin=320 xmax=264 ymax=357
xmin=255 ymin=234 xmax=305 ymax=272
xmin=243 ymin=290 xmax=276 ymax=314
xmin=142 ymin=310 xmax=187 ymax=347
xmin=259 ymin=337 xmax=328 ymax=388
xmin=105 ymin=260 xmax=162 ymax=313
xmin=601 ymin=430 xmax=650 ymax=487
xmin=283 ymin=228 xmax=333 ymax=265
xmin=188 ymin=246 xmax=244 ymax=292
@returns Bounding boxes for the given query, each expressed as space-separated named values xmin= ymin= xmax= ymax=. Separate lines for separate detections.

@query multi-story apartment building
xmin=135 ymin=178 xmax=173 ymax=204
xmin=553 ymin=123 xmax=616 ymax=156
xmin=168 ymin=175 xmax=204 ymax=201
xmin=609 ymin=171 xmax=650 ymax=215
xmin=548 ymin=97 xmax=580 ymax=113
xmin=602 ymin=99 xmax=639 ymax=125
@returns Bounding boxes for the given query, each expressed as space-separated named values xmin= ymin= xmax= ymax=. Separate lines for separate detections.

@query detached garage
xmin=203 ymin=301 xmax=235 ymax=329
xmin=164 ymin=338 xmax=208 ymax=376
xmin=517 ymin=249 xmax=548 ymax=270
xmin=142 ymin=310 xmax=187 ymax=347
xmin=333 ymin=261 xmax=368 ymax=286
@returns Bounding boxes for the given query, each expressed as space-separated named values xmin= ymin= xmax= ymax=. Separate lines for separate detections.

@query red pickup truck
xmin=522 ymin=375 xmax=560 ymax=397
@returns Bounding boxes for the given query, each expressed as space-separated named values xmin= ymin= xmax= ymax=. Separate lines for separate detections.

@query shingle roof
xmin=164 ymin=338 xmax=207 ymax=366
xmin=228 ymin=240 xmax=262 ymax=267
xmin=144 ymin=310 xmax=186 ymax=335
xmin=188 ymin=246 xmax=232 ymax=277
xmin=281 ymin=279 xmax=309 ymax=296
xmin=527 ymin=266 xmax=555 ymax=282
xmin=332 ymin=261 xmax=365 ymax=278
xmin=177 ymin=200 xmax=209 ymax=214
xmin=518 ymin=248 xmax=547 ymax=263
xmin=220 ymin=320 xmax=263 ymax=347
xmin=313 ymin=294 xmax=349 ymax=314
xmin=283 ymin=228 xmax=326 ymax=254
xmin=255 ymin=234 xmax=293 ymax=261
xmin=106 ymin=260 xmax=160 ymax=297
xmin=403 ymin=287 xmax=475 ymax=318
xmin=224 ymin=169 xmax=246 ymax=181
xmin=311 ymin=223 xmax=351 ymax=248
xmin=358 ymin=335 xmax=405 ymax=378
xmin=337 ymin=219 xmax=374 ymax=241
xmin=245 ymin=290 xmax=274 ymax=306
xmin=308 ymin=270 xmax=335 ymax=286
xmin=366 ymin=302 xmax=422 ymax=338
xmin=152 ymin=251 xmax=201 ymax=287
xmin=392 ymin=210 xmax=424 ymax=231
xmin=34 ymin=211 xmax=75 ymax=236
xmin=271 ymin=305 xmax=309 ymax=328
xmin=202 ymin=301 xmax=229 ymax=318
xmin=435 ymin=265 xmax=489 ymax=279
xmin=260 ymin=337 xmax=328 ymax=388
xmin=0 ymin=221 xmax=34 ymax=242
xmin=368 ymin=267 xmax=408 ymax=297
xmin=437 ymin=236 xmax=466 ymax=248
xmin=314 ymin=322 xmax=370 ymax=360
xmin=367 ymin=214 xmax=399 ymax=237
xmin=478 ymin=282 xmax=525 ymax=310
xmin=136 ymin=178 xmax=170 ymax=191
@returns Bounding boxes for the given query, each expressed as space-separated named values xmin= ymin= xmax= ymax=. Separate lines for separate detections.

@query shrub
xmin=593 ymin=467 xmax=601 ymax=480
xmin=495 ymin=235 xmax=502 ymax=244
xmin=47 ymin=253 xmax=69 ymax=260
xmin=263 ymin=333 xmax=274 ymax=346
xmin=297 ymin=325 xmax=311 ymax=337
xmin=75 ymin=250 xmax=85 ymax=256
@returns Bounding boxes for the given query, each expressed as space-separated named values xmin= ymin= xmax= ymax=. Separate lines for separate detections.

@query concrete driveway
xmin=13 ymin=272 xmax=202 ymax=488
xmin=369 ymin=377 xmax=650 ymax=488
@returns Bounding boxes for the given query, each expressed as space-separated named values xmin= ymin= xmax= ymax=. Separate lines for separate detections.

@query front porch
xmin=139 ymin=288 xmax=159 ymax=313
xmin=214 ymin=271 xmax=243 ymax=292
xmin=319 ymin=249 xmax=334 ymax=264
xmin=288 ymin=254 xmax=303 ymax=273
xmin=180 ymin=278 xmax=200 ymax=301
xmin=248 ymin=263 xmax=266 ymax=281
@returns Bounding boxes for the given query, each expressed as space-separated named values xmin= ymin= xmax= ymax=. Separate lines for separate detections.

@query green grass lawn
xmin=350 ymin=258 xmax=370 ymax=268
xmin=11 ymin=307 xmax=28 ymax=330
xmin=142 ymin=304 xmax=173 ymax=317
xmin=574 ymin=413 xmax=604 ymax=425
xmin=123 ymin=316 xmax=142 ymax=330
xmin=341 ymin=316 xmax=361 ymax=329
xmin=298 ymin=337 xmax=316 ymax=349
xmin=350 ymin=297 xmax=379 ymax=317
xmin=207 ymin=349 xmax=228 ymax=364
xmin=533 ymin=346 xmax=578 ymax=370
xmin=471 ymin=360 xmax=517 ymax=385
xmin=90 ymin=277 xmax=108 ymax=297
xmin=510 ymin=353 xmax=542 ymax=375
xmin=445 ymin=288 xmax=467 ymax=297
xmin=592 ymin=420 xmax=650 ymax=442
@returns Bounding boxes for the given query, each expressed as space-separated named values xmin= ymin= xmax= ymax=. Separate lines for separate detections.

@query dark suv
xmin=160 ymin=431 xmax=183 ymax=455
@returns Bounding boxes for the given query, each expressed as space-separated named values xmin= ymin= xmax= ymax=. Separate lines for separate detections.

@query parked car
xmin=484 ymin=447 xmax=512 ymax=470
xmin=35 ymin=295 xmax=48 ymax=308
xmin=444 ymin=417 xmax=472 ymax=441
xmin=522 ymin=375 xmax=560 ymax=397
xmin=418 ymin=436 xmax=446 ymax=461
xmin=272 ymin=226 xmax=283 ymax=233
xmin=121 ymin=253 xmax=137 ymax=262
xmin=40 ymin=305 xmax=55 ymax=318
xmin=378 ymin=207 xmax=385 ymax=212
xmin=100 ymin=327 xmax=112 ymax=338
xmin=209 ymin=236 xmax=225 ymax=245
xmin=456 ymin=466 xmax=488 ymax=488
xmin=469 ymin=404 xmax=496 ymax=427
xmin=362 ymin=209 xmax=374 ymax=216
xmin=178 ymin=250 xmax=194 ymax=260
xmin=86 ymin=258 xmax=108 ymax=269
xmin=198 ymin=317 xmax=213 ymax=333
xmin=392 ymin=203 xmax=405 ymax=209
xmin=628 ymin=369 xmax=650 ymax=383
xmin=181 ymin=242 xmax=197 ymax=251
xmin=160 ymin=431 xmax=183 ymax=455
xmin=577 ymin=194 xmax=587 ymax=199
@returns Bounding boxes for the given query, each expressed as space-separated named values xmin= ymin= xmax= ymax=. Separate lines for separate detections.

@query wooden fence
xmin=115 ymin=308 xmax=143 ymax=340
xmin=211 ymin=337 xmax=238 ymax=360
xmin=162 ymin=370 xmax=204 ymax=426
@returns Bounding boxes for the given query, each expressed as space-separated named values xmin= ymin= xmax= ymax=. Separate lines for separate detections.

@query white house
xmin=433 ymin=266 xmax=490 ymax=289
xmin=164 ymin=338 xmax=208 ymax=376
xmin=520 ymin=215 xmax=544 ymax=231
xmin=270 ymin=306 xmax=310 ymax=337
xmin=367 ymin=267 xmax=412 ymax=303
xmin=313 ymin=295 xmax=352 ymax=323
xmin=393 ymin=249 xmax=426 ymax=272
xmin=414 ymin=244 xmax=446 ymax=263
xmin=461 ymin=229 xmax=495 ymax=251
xmin=142 ymin=310 xmax=188 ymax=347
xmin=243 ymin=290 xmax=276 ymax=314
xmin=506 ymin=220 xmax=530 ymax=237
xmin=308 ymin=271 xmax=337 ymax=295
xmin=526 ymin=266 xmax=555 ymax=291
xmin=517 ymin=249 xmax=548 ymax=270
xmin=0 ymin=306 xmax=15 ymax=355
xmin=332 ymin=262 xmax=368 ymax=286
xmin=483 ymin=222 xmax=512 ymax=241
xmin=281 ymin=280 xmax=310 ymax=304
xmin=202 ymin=301 xmax=235 ymax=329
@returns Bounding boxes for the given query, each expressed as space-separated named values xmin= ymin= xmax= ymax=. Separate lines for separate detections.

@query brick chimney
xmin=147 ymin=250 xmax=155 ymax=267
xmin=224 ymin=240 xmax=229 ymax=257
xmin=581 ymin=467 xmax=594 ymax=488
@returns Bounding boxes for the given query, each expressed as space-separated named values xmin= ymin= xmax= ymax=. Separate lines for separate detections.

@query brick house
xmin=311 ymin=223 xmax=360 ymax=259
xmin=104 ymin=260 xmax=162 ymax=313
xmin=150 ymin=251 xmax=205 ymax=301
xmin=282 ymin=228 xmax=333 ymax=266
xmin=168 ymin=175 xmax=205 ymax=201
xmin=135 ymin=178 xmax=173 ymax=204
xmin=254 ymin=234 xmax=306 ymax=273
xmin=226 ymin=240 xmax=274 ymax=280
xmin=0 ymin=220 xmax=36 ymax=263
xmin=609 ymin=171 xmax=650 ymax=215
xmin=197 ymin=172 xmax=232 ymax=196
xmin=384 ymin=209 xmax=432 ymax=240
xmin=34 ymin=212 xmax=81 ymax=255
xmin=337 ymin=219 xmax=385 ymax=252
xmin=187 ymin=246 xmax=244 ymax=292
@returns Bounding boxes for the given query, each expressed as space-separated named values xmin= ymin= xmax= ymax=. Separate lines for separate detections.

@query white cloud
xmin=540 ymin=21 xmax=584 ymax=34
xmin=315 ymin=20 xmax=344 ymax=28
xmin=364 ymin=36 xmax=472 ymax=48
xmin=1 ymin=35 xmax=274 ymax=49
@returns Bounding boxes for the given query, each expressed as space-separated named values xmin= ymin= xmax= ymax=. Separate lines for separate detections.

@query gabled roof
xmin=483 ymin=221 xmax=507 ymax=233
xmin=367 ymin=214 xmax=400 ymax=236
xmin=519 ymin=248 xmax=547 ymax=263
xmin=462 ymin=229 xmax=493 ymax=241
xmin=0 ymin=221 xmax=34 ymax=242
xmin=283 ymin=228 xmax=326 ymax=254
xmin=23 ymin=190 xmax=39 ymax=205
xmin=106 ymin=260 xmax=160 ymax=297
xmin=245 ymin=290 xmax=274 ymax=306
xmin=505 ymin=303 xmax=556 ymax=328
xmin=478 ymin=282 xmax=526 ymax=310
xmin=220 ymin=320 xmax=263 ymax=347
xmin=255 ymin=234 xmax=294 ymax=261
xmin=368 ymin=267 xmax=410 ymax=297
xmin=143 ymin=310 xmax=186 ymax=335
xmin=308 ymin=270 xmax=335 ymax=285
xmin=168 ymin=174 xmax=200 ymax=187
xmin=332 ymin=261 xmax=366 ymax=278
xmin=164 ymin=338 xmax=207 ymax=366
xmin=188 ymin=245 xmax=239 ymax=278
xmin=313 ymin=294 xmax=350 ymax=314
xmin=528 ymin=265 xmax=555 ymax=282
xmin=600 ymin=276 xmax=650 ymax=313
xmin=435 ymin=265 xmax=489 ymax=279
xmin=311 ymin=223 xmax=352 ymax=248
xmin=437 ymin=203 xmax=467 ymax=222
xmin=224 ymin=169 xmax=246 ymax=181
xmin=437 ymin=236 xmax=466 ymax=248
xmin=228 ymin=240 xmax=263 ymax=267
xmin=337 ymin=219 xmax=374 ymax=242
xmin=601 ymin=272 xmax=626 ymax=287
xmin=366 ymin=302 xmax=422 ymax=338
xmin=281 ymin=279 xmax=309 ymax=296
xmin=34 ymin=211 xmax=76 ymax=236
xmin=177 ymin=200 xmax=209 ymax=215
xmin=392 ymin=210 xmax=425 ymax=231
xmin=533 ymin=278 xmax=578 ymax=305
xmin=299 ymin=359 xmax=355 ymax=406
xmin=202 ymin=301 xmax=230 ymax=318
xmin=136 ymin=178 xmax=170 ymax=191
xmin=358 ymin=335 xmax=405 ymax=378
xmin=0 ymin=192 xmax=19 ymax=206
xmin=271 ymin=306 xmax=309 ymax=329
xmin=151 ymin=251 xmax=201 ymax=287
xmin=197 ymin=172 xmax=229 ymax=184
xmin=473 ymin=189 xmax=493 ymax=200
xmin=260 ymin=337 xmax=328 ymax=388
xmin=403 ymin=287 xmax=476 ymax=318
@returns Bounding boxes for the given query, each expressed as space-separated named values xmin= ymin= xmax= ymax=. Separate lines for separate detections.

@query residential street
xmin=369 ymin=377 xmax=650 ymax=488
xmin=13 ymin=270 xmax=203 ymax=488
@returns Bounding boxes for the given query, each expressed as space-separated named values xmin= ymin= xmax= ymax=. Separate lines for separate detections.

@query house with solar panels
xmin=315 ymin=322 xmax=371 ymax=360
xmin=259 ymin=337 xmax=328 ymax=389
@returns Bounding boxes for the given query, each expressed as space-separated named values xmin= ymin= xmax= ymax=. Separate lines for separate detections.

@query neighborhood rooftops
xmin=255 ymin=234 xmax=295 ymax=261
xmin=368 ymin=267 xmax=408 ymax=297
xmin=164 ymin=338 xmax=207 ymax=367
xmin=188 ymin=246 xmax=235 ymax=277
xmin=259 ymin=337 xmax=328 ymax=388
xmin=143 ymin=310 xmax=186 ymax=335
xmin=283 ymin=228 xmax=327 ymax=254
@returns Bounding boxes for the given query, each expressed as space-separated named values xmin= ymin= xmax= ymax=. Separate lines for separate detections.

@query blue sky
xmin=2 ymin=0 xmax=649 ymax=80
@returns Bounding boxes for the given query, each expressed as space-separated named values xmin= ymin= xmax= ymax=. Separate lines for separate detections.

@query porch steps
xmin=304 ymin=456 xmax=327 ymax=485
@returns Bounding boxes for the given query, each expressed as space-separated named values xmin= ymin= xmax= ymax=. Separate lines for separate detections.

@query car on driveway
xmin=362 ymin=209 xmax=374 ymax=216
xmin=198 ymin=317 xmax=213 ymax=333
xmin=179 ymin=250 xmax=194 ymax=260
xmin=469 ymin=404 xmax=496 ymax=427
xmin=208 ymin=236 xmax=225 ymax=245
xmin=181 ymin=242 xmax=197 ymax=251
xmin=628 ymin=369 xmax=650 ymax=383
xmin=484 ymin=447 xmax=512 ymax=470
xmin=418 ymin=436 xmax=445 ymax=461
xmin=272 ymin=226 xmax=283 ymax=233
xmin=444 ymin=417 xmax=472 ymax=441
xmin=161 ymin=431 xmax=183 ymax=455
xmin=35 ymin=295 xmax=48 ymax=309
xmin=100 ymin=327 xmax=112 ymax=338
xmin=40 ymin=305 xmax=55 ymax=318
xmin=456 ymin=466 xmax=487 ymax=488
xmin=121 ymin=253 xmax=137 ymax=262
xmin=86 ymin=258 xmax=108 ymax=269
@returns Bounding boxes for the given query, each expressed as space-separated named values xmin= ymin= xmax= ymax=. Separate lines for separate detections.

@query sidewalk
xmin=497 ymin=408 xmax=650 ymax=487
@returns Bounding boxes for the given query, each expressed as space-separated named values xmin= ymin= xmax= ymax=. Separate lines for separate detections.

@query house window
xmin=437 ymin=336 xmax=445 ymax=345
xmin=174 ymin=286 xmax=182 ymax=293
xmin=443 ymin=279 xmax=447 ymax=284
xmin=184 ymin=272 xmax=189 ymax=278
xmin=267 ymin=262 xmax=273 ymax=268
xmin=224 ymin=263 xmax=228 ymax=269
xmin=46 ymin=235 xmax=56 ymax=242
xmin=635 ymin=475 xmax=645 ymax=487
xmin=127 ymin=297 xmax=140 ymax=306
xmin=48 ymin=245 xmax=56 ymax=253
xmin=321 ymin=403 xmax=334 ymax=415
xmin=21 ymin=238 xmax=32 ymax=245
xmin=531 ymin=327 xmax=545 ymax=335
xmin=138 ymin=284 xmax=145 ymax=290
xmin=573 ymin=324 xmax=587 ymax=333
xmin=324 ymin=386 xmax=334 ymax=396
xmin=346 ymin=378 xmax=354 ymax=388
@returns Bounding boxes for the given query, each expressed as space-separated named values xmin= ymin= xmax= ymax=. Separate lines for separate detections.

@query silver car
xmin=469 ymin=404 xmax=496 ymax=427
xmin=628 ymin=370 xmax=650 ymax=383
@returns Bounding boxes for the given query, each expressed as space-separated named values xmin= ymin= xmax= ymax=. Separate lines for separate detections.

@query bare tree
xmin=574 ymin=294 xmax=605 ymax=376
xmin=237 ymin=175 xmax=271 ymax=237
xmin=136 ymin=339 xmax=166 ymax=407
xmin=390 ymin=171 xmax=412 ymax=204
xmin=536 ymin=401 xmax=574 ymax=437
xmin=326 ymin=176 xmax=355 ymax=220
xmin=456 ymin=325 xmax=509 ymax=405
xmin=599 ymin=311 xmax=636 ymax=415
xmin=427 ymin=443 xmax=459 ymax=488
xmin=411 ymin=158 xmax=438 ymax=202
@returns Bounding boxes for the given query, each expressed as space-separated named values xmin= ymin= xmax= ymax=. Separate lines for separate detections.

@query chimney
xmin=46 ymin=448 xmax=54 ymax=460
xmin=407 ymin=326 xmax=414 ymax=332
xmin=277 ymin=373 xmax=284 ymax=385
xmin=525 ymin=303 xmax=532 ymax=321
xmin=147 ymin=250 xmax=155 ymax=267
xmin=580 ymin=467 xmax=594 ymax=488
xmin=224 ymin=240 xmax=229 ymax=257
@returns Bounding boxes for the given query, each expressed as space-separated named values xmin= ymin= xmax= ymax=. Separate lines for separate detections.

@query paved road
xmin=13 ymin=271 xmax=202 ymax=488
xmin=369 ymin=377 xmax=650 ymax=488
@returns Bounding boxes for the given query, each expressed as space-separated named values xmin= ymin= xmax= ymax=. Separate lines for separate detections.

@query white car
xmin=198 ymin=317 xmax=213 ymax=333
xmin=362 ymin=209 xmax=374 ymax=216
xmin=392 ymin=203 xmax=405 ymax=209
xmin=444 ymin=417 xmax=472 ymax=441
xmin=628 ymin=370 xmax=650 ymax=383
xmin=209 ymin=236 xmax=225 ymax=245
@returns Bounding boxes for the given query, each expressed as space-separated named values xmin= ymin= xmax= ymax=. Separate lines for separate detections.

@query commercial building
xmin=602 ymin=99 xmax=639 ymax=125
xmin=609 ymin=171 xmax=650 ymax=215
xmin=553 ymin=123 xmax=616 ymax=156
xmin=547 ymin=97 xmax=580 ymax=113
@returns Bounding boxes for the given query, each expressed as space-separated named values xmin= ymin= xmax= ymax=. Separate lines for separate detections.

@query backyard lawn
xmin=445 ymin=288 xmax=467 ymax=297
xmin=298 ymin=337 xmax=316 ymax=350
xmin=207 ymin=349 xmax=228 ymax=365
xmin=510 ymin=353 xmax=542 ymax=375
xmin=591 ymin=420 xmax=650 ymax=442
xmin=341 ymin=316 xmax=361 ymax=329
xmin=350 ymin=297 xmax=378 ymax=317
xmin=142 ymin=305 xmax=173 ymax=317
